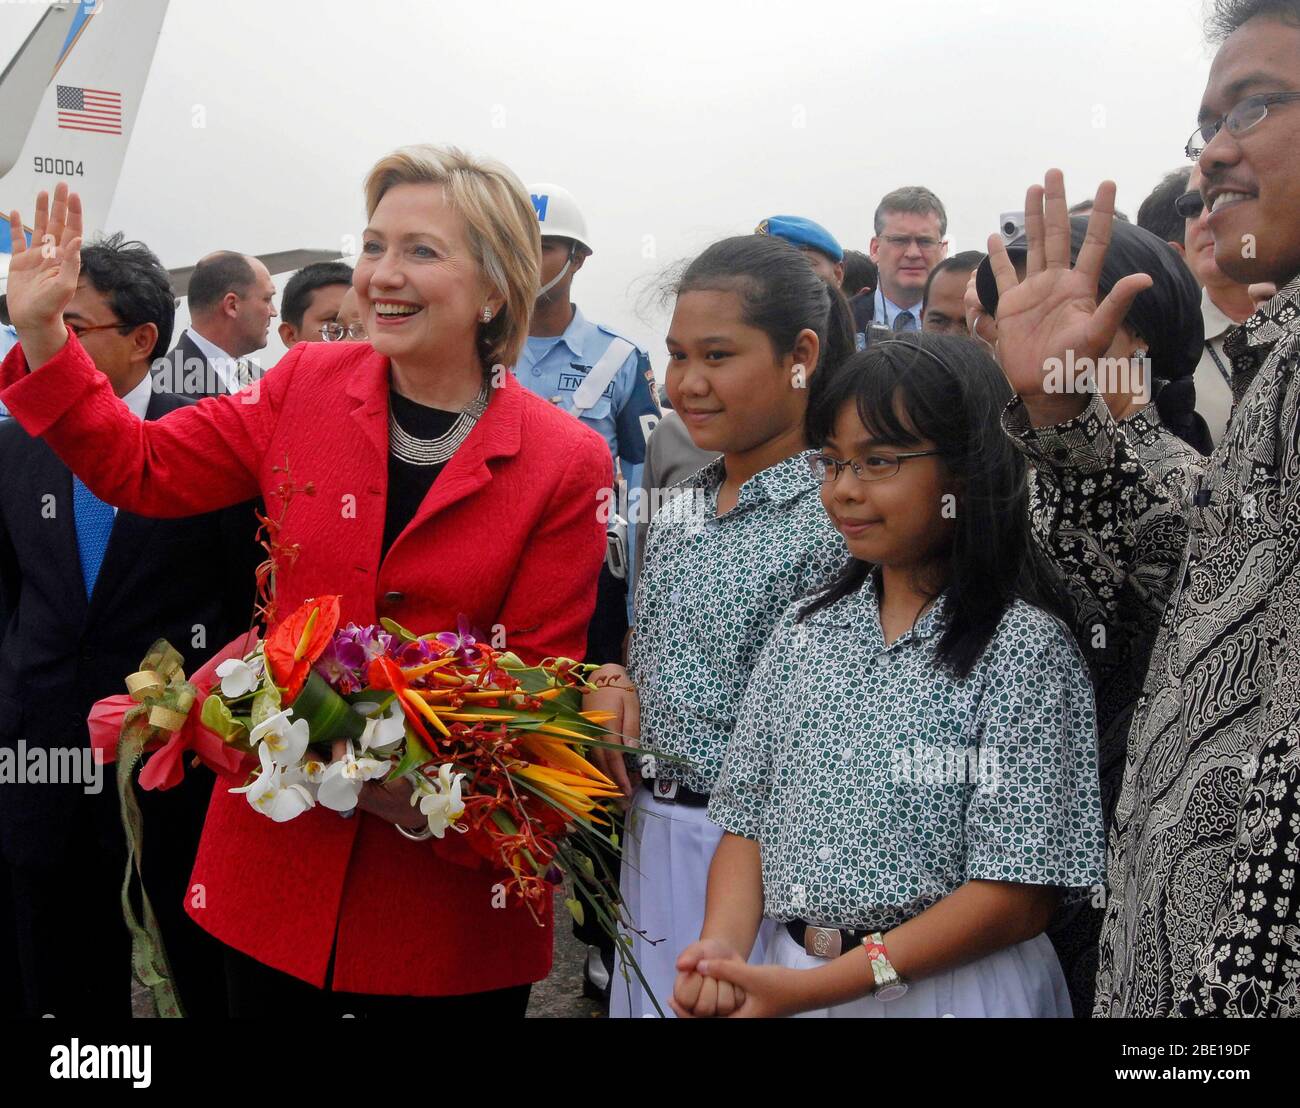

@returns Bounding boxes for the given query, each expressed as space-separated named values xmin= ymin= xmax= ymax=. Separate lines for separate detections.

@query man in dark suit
xmin=152 ymin=251 xmax=277 ymax=399
xmin=0 ymin=234 xmax=261 ymax=1017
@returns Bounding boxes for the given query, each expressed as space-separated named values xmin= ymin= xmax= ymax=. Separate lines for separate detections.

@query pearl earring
xmin=481 ymin=307 xmax=493 ymax=323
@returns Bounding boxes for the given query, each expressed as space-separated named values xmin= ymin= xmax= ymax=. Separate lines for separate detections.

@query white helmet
xmin=528 ymin=183 xmax=593 ymax=255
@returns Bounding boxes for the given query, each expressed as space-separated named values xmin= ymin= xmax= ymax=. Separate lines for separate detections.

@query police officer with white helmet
xmin=513 ymin=183 xmax=659 ymax=1005
xmin=515 ymin=184 xmax=658 ymax=643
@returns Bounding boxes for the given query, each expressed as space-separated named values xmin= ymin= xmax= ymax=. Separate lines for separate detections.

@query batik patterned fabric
xmin=628 ymin=453 xmax=846 ymax=795
xmin=709 ymin=574 xmax=1105 ymax=928
xmin=1005 ymin=275 xmax=1300 ymax=1018
xmin=1022 ymin=401 xmax=1207 ymax=1014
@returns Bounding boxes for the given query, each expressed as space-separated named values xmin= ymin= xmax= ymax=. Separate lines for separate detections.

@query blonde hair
xmin=363 ymin=144 xmax=539 ymax=371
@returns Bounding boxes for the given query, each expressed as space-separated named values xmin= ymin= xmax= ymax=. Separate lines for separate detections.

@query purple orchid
xmin=314 ymin=623 xmax=395 ymax=694
xmin=396 ymin=637 xmax=438 ymax=667
xmin=436 ymin=614 xmax=482 ymax=666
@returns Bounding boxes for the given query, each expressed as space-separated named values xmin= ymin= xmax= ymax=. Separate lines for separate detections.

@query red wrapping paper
xmin=87 ymin=631 xmax=261 ymax=790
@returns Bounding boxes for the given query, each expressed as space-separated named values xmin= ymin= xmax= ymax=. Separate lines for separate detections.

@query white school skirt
xmin=609 ymin=788 xmax=772 ymax=1019
xmin=768 ymin=925 xmax=1073 ymax=1018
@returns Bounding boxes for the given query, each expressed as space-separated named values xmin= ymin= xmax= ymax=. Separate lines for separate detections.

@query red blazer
xmin=0 ymin=336 xmax=612 ymax=996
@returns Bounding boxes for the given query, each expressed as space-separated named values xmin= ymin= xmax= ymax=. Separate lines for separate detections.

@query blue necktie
xmin=72 ymin=475 xmax=115 ymax=598
xmin=893 ymin=310 xmax=917 ymax=332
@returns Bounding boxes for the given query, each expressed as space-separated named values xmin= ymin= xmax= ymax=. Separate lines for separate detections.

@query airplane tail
xmin=0 ymin=0 xmax=170 ymax=276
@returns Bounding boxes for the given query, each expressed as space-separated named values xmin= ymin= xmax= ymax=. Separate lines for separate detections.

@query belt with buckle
xmin=642 ymin=777 xmax=710 ymax=807
xmin=785 ymin=920 xmax=871 ymax=960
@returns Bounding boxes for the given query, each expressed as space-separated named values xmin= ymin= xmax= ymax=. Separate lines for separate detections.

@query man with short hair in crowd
xmin=154 ymin=250 xmax=277 ymax=399
xmin=332 ymin=287 xmax=365 ymax=341
xmin=922 ymin=250 xmax=985 ymax=335
xmin=0 ymin=234 xmax=260 ymax=1017
xmin=840 ymin=248 xmax=877 ymax=300
xmin=1137 ymin=166 xmax=1193 ymax=249
xmin=869 ymin=186 xmax=949 ymax=331
xmin=840 ymin=248 xmax=879 ymax=345
xmin=1179 ymin=165 xmax=1260 ymax=445
xmin=277 ymin=260 xmax=353 ymax=346
xmin=1068 ymin=198 xmax=1131 ymax=222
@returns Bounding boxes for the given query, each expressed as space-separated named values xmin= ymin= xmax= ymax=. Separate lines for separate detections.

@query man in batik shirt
xmin=983 ymin=2 xmax=1300 ymax=1017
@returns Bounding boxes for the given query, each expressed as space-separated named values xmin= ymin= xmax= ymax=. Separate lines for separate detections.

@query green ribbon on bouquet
xmin=117 ymin=639 xmax=194 ymax=1019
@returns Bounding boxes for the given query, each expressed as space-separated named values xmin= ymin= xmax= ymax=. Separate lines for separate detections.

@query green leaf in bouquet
xmin=389 ymin=727 xmax=431 ymax=781
xmin=379 ymin=617 xmax=420 ymax=643
xmin=290 ymin=670 xmax=368 ymax=744
xmin=200 ymin=694 xmax=249 ymax=746
xmin=563 ymin=897 xmax=585 ymax=927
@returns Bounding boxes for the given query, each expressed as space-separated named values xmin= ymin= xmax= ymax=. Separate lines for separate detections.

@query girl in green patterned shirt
xmin=587 ymin=235 xmax=854 ymax=1017
xmin=674 ymin=334 xmax=1106 ymax=1018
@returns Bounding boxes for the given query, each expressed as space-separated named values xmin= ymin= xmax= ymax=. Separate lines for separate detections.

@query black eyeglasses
xmin=807 ymin=450 xmax=941 ymax=484
xmin=1186 ymin=91 xmax=1300 ymax=160
xmin=1173 ymin=190 xmax=1205 ymax=220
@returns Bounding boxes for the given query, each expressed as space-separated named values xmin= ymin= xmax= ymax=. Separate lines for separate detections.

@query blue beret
xmin=755 ymin=215 xmax=843 ymax=263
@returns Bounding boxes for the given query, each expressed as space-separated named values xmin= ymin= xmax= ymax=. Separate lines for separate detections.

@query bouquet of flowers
xmin=93 ymin=594 xmax=672 ymax=1015
xmin=198 ymin=594 xmax=626 ymax=912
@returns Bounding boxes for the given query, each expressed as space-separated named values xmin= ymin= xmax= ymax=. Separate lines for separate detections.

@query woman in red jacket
xmin=0 ymin=147 xmax=612 ymax=1016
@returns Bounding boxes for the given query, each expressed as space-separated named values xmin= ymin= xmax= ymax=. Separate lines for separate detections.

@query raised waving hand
xmin=6 ymin=182 xmax=84 ymax=368
xmin=985 ymin=170 xmax=1151 ymax=426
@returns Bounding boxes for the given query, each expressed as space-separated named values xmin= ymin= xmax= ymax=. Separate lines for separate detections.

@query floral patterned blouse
xmin=628 ymin=453 xmax=846 ymax=795
xmin=708 ymin=573 xmax=1106 ymax=929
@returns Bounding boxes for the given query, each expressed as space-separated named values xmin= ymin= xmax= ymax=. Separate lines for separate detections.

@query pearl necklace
xmin=388 ymin=385 xmax=490 ymax=466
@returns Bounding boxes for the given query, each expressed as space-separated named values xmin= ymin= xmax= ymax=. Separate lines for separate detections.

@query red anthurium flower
xmin=264 ymin=595 xmax=342 ymax=702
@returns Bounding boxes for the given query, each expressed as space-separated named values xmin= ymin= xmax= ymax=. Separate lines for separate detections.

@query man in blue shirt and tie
xmin=869 ymin=186 xmax=949 ymax=333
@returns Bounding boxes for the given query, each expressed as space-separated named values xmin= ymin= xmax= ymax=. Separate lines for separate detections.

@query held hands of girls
xmin=582 ymin=663 xmax=639 ymax=801
xmin=6 ymin=182 xmax=83 ymax=369
xmin=673 ymin=939 xmax=748 ymax=1017
xmin=673 ymin=939 xmax=812 ymax=1018
xmin=984 ymin=169 xmax=1152 ymax=426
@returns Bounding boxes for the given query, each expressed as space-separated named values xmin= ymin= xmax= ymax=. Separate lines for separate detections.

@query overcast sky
xmin=2 ymin=0 xmax=1220 ymax=370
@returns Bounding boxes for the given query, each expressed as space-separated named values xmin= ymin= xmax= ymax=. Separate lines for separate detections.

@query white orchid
xmin=248 ymin=707 xmax=311 ymax=767
xmin=412 ymin=764 xmax=467 ymax=838
xmin=300 ymin=759 xmax=327 ymax=791
xmin=215 ymin=654 xmax=266 ymax=698
xmin=316 ymin=739 xmax=392 ymax=812
xmin=230 ymin=743 xmax=315 ymax=822
xmin=357 ymin=699 xmax=407 ymax=756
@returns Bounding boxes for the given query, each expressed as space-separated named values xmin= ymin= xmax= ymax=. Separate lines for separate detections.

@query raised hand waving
xmin=6 ymin=182 xmax=84 ymax=369
xmin=985 ymin=170 xmax=1151 ymax=426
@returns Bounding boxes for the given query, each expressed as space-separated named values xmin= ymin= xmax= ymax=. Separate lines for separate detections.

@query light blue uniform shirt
xmin=513 ymin=306 xmax=659 ymax=474
xmin=874 ymin=288 xmax=922 ymax=332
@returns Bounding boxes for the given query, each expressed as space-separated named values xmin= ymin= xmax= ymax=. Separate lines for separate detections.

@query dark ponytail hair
xmin=798 ymin=333 xmax=1070 ymax=680
xmin=675 ymin=235 xmax=855 ymax=385
xmin=1152 ymin=374 xmax=1214 ymax=455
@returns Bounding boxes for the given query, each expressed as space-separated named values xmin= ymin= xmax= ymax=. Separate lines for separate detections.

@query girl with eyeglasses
xmin=586 ymin=234 xmax=854 ymax=1017
xmin=672 ymin=334 xmax=1105 ymax=1018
